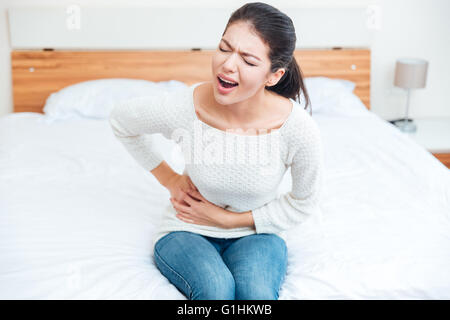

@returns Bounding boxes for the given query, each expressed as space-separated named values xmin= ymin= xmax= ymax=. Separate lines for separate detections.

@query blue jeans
xmin=153 ymin=231 xmax=288 ymax=300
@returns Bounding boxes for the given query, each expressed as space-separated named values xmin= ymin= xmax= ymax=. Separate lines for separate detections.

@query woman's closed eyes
xmin=219 ymin=47 xmax=257 ymax=67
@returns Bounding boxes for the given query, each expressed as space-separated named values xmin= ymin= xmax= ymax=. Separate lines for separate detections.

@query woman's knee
xmin=154 ymin=231 xmax=236 ymax=300
xmin=225 ymin=233 xmax=288 ymax=300
xmin=191 ymin=267 xmax=235 ymax=300
xmin=154 ymin=231 xmax=193 ymax=253
xmin=263 ymin=233 xmax=287 ymax=253
xmin=235 ymin=282 xmax=279 ymax=300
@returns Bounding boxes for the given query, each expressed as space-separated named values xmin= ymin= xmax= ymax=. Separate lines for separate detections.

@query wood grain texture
xmin=433 ymin=153 xmax=450 ymax=169
xmin=11 ymin=48 xmax=370 ymax=113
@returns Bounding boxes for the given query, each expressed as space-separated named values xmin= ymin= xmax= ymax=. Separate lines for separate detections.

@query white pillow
xmin=43 ymin=78 xmax=188 ymax=120
xmin=297 ymin=77 xmax=369 ymax=117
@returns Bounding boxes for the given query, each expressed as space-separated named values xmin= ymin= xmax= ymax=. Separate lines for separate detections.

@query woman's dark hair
xmin=222 ymin=2 xmax=311 ymax=114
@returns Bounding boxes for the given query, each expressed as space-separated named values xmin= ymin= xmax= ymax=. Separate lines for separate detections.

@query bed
xmin=1 ymin=49 xmax=449 ymax=299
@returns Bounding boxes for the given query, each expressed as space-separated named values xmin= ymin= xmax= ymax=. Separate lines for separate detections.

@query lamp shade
xmin=394 ymin=58 xmax=428 ymax=89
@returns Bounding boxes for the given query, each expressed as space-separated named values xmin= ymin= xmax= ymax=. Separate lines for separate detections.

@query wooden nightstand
xmin=394 ymin=117 xmax=450 ymax=169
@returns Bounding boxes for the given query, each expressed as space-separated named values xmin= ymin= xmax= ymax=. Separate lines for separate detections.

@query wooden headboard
xmin=11 ymin=48 xmax=370 ymax=113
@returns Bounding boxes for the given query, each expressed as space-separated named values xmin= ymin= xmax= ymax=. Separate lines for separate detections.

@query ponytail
xmin=266 ymin=57 xmax=311 ymax=115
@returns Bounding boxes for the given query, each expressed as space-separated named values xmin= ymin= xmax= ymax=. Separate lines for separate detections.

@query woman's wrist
xmin=224 ymin=210 xmax=255 ymax=229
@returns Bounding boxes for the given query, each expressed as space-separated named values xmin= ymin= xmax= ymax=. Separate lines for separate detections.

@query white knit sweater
xmin=109 ymin=82 xmax=324 ymax=247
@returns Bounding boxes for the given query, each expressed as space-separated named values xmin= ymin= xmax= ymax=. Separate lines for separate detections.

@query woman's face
xmin=211 ymin=21 xmax=283 ymax=105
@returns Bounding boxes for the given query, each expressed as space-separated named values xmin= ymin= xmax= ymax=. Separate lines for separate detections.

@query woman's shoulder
xmin=282 ymin=99 xmax=322 ymax=149
xmin=132 ymin=85 xmax=192 ymax=108
xmin=141 ymin=85 xmax=194 ymax=118
xmin=117 ymin=86 xmax=194 ymax=128
xmin=152 ymin=86 xmax=193 ymax=109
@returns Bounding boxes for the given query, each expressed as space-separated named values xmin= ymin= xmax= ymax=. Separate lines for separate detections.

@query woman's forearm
xmin=226 ymin=210 xmax=255 ymax=230
xmin=150 ymin=161 xmax=178 ymax=188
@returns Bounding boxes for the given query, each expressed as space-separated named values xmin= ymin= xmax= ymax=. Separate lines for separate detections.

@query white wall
xmin=1 ymin=0 xmax=449 ymax=119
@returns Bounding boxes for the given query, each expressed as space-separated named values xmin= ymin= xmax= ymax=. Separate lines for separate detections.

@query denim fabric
xmin=153 ymin=231 xmax=288 ymax=300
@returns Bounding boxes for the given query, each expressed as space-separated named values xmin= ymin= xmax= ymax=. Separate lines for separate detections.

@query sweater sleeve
xmin=250 ymin=118 xmax=325 ymax=234
xmin=108 ymin=91 xmax=178 ymax=172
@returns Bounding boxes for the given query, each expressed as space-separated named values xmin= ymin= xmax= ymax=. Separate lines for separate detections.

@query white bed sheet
xmin=0 ymin=110 xmax=449 ymax=299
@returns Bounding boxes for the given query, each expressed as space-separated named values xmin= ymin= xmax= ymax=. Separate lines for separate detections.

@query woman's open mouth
xmin=217 ymin=76 xmax=239 ymax=94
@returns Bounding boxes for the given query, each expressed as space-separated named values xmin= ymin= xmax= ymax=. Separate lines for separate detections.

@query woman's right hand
xmin=165 ymin=173 xmax=199 ymax=206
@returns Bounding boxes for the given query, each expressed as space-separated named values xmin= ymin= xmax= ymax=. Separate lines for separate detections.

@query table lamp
xmin=392 ymin=58 xmax=429 ymax=133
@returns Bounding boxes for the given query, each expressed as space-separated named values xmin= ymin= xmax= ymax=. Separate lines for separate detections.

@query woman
xmin=109 ymin=2 xmax=324 ymax=300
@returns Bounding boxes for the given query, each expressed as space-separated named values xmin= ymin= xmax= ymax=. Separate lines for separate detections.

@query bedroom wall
xmin=0 ymin=0 xmax=449 ymax=120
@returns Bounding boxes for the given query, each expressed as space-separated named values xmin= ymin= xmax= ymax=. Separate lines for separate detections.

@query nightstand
xmin=392 ymin=117 xmax=450 ymax=169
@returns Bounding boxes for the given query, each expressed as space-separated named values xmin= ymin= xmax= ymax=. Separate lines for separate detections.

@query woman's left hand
xmin=170 ymin=189 xmax=232 ymax=229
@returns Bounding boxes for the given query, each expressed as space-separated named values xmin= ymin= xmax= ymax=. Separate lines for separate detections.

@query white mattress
xmin=0 ymin=110 xmax=449 ymax=299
